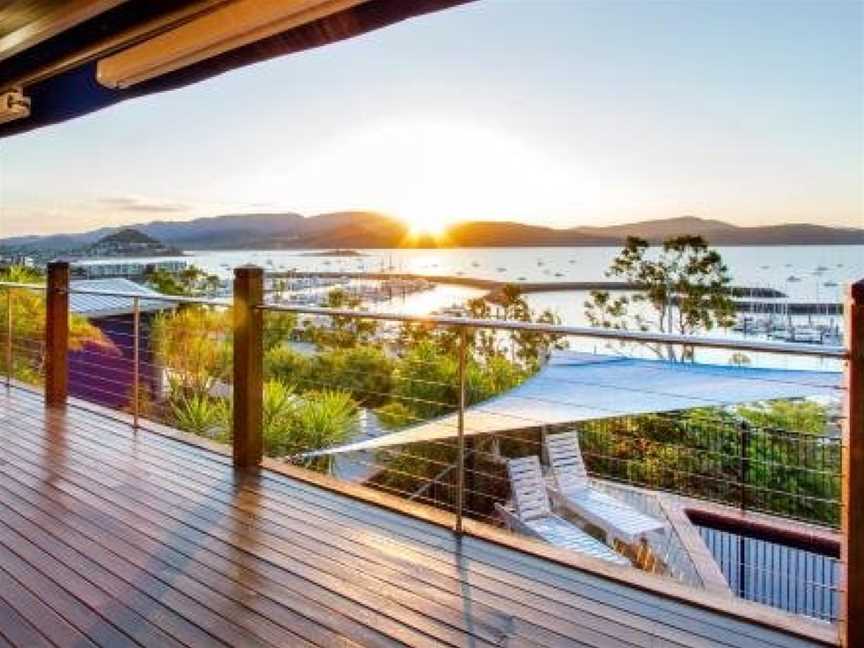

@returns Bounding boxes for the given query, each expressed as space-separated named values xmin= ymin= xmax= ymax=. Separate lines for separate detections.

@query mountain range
xmin=2 ymin=213 xmax=862 ymax=252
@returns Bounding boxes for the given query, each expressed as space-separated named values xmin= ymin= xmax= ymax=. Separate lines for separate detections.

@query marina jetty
xmin=733 ymin=300 xmax=843 ymax=315
xmin=268 ymin=270 xmax=807 ymax=308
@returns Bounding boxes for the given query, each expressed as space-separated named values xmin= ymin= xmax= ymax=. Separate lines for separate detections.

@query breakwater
xmin=269 ymin=270 xmax=843 ymax=314
xmin=268 ymin=270 xmax=786 ymax=302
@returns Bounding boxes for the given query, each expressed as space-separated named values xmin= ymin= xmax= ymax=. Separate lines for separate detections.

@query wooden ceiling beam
xmin=0 ymin=0 xmax=127 ymax=65
xmin=96 ymin=0 xmax=369 ymax=89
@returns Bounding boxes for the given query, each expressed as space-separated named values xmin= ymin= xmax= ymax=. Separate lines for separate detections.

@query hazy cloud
xmin=97 ymin=196 xmax=189 ymax=213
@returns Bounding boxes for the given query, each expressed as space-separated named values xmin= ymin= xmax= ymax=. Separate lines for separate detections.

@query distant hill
xmin=573 ymin=216 xmax=738 ymax=241
xmin=86 ymin=228 xmax=182 ymax=257
xmin=449 ymin=216 xmax=864 ymax=247
xmin=2 ymin=213 xmax=862 ymax=253
xmin=567 ymin=216 xmax=864 ymax=245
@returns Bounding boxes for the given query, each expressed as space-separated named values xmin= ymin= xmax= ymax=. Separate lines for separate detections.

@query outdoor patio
xmin=0 ymin=386 xmax=836 ymax=648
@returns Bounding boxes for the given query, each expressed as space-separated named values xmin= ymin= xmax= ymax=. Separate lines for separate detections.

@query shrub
xmin=308 ymin=346 xmax=394 ymax=406
xmin=377 ymin=401 xmax=415 ymax=429
xmin=170 ymin=393 xmax=229 ymax=440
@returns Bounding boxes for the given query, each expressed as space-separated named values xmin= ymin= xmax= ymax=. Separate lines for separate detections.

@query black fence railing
xmin=577 ymin=413 xmax=842 ymax=527
xmin=697 ymin=522 xmax=840 ymax=621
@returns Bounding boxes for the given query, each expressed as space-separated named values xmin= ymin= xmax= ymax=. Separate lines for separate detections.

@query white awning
xmin=304 ymin=351 xmax=842 ymax=457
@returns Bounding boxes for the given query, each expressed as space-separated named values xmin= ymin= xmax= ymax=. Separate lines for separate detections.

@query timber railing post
xmin=841 ymin=279 xmax=864 ymax=647
xmin=45 ymin=261 xmax=69 ymax=407
xmin=233 ymin=265 xmax=264 ymax=469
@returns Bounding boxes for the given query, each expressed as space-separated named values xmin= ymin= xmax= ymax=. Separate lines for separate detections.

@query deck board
xmin=0 ymin=387 xmax=834 ymax=648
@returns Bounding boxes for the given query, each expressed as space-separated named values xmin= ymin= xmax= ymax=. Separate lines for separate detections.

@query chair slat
xmin=545 ymin=431 xmax=665 ymax=544
xmin=506 ymin=456 xmax=551 ymax=520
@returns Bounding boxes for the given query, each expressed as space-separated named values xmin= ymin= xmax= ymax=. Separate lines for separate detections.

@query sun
xmin=408 ymin=220 xmax=447 ymax=238
xmin=280 ymin=115 xmax=573 ymax=234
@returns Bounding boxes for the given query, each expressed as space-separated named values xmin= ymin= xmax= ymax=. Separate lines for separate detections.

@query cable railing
xmin=0 ymin=263 xmax=859 ymax=632
xmin=1 ymin=281 xmax=47 ymax=389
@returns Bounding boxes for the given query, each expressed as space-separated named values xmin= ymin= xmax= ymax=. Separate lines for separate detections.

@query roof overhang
xmin=0 ymin=0 xmax=472 ymax=138
xmin=69 ymin=278 xmax=175 ymax=318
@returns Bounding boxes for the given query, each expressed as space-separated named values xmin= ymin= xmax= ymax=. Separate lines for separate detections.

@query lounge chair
xmin=495 ymin=456 xmax=630 ymax=565
xmin=545 ymin=431 xmax=665 ymax=546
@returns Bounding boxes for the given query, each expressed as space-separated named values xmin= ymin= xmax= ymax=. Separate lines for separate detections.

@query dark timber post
xmin=233 ymin=265 xmax=264 ymax=469
xmin=45 ymin=261 xmax=69 ymax=407
xmin=842 ymin=279 xmax=864 ymax=647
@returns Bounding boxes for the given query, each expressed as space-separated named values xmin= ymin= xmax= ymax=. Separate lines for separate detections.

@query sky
xmin=0 ymin=0 xmax=862 ymax=237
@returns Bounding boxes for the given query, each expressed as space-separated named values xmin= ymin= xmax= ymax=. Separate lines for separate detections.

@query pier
xmin=268 ymin=270 xmax=787 ymax=303
xmin=733 ymin=300 xmax=844 ymax=315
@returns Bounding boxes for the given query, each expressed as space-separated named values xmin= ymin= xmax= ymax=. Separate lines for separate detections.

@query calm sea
xmin=173 ymin=245 xmax=863 ymax=299
xmin=91 ymin=245 xmax=863 ymax=370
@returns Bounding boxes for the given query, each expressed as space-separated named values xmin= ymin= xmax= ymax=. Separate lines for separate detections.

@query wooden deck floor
xmin=0 ymin=387 xmax=833 ymax=648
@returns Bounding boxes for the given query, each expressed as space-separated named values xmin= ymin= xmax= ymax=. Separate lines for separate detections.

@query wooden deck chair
xmin=495 ymin=456 xmax=630 ymax=565
xmin=545 ymin=432 xmax=665 ymax=546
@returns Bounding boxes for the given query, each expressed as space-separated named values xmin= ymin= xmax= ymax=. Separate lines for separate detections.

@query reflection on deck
xmin=0 ymin=387 xmax=835 ymax=647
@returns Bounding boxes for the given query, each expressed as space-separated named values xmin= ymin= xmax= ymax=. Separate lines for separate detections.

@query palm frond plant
xmin=170 ymin=393 xmax=230 ymax=440
xmin=262 ymin=379 xmax=297 ymax=455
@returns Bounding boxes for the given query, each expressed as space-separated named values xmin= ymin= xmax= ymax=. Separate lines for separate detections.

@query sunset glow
xmin=0 ymin=1 xmax=860 ymax=237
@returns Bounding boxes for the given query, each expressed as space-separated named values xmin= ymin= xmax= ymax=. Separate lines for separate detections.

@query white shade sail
xmin=305 ymin=351 xmax=842 ymax=457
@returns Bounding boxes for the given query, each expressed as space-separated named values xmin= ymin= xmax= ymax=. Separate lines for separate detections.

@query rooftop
xmin=69 ymin=278 xmax=173 ymax=318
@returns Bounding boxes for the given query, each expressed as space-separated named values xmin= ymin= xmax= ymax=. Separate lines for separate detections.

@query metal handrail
xmin=0 ymin=281 xmax=845 ymax=359
xmin=0 ymin=281 xmax=46 ymax=291
xmin=0 ymin=282 xmax=229 ymax=307
xmin=260 ymin=302 xmax=847 ymax=359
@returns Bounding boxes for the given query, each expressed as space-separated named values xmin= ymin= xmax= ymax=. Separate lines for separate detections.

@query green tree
xmin=307 ymin=346 xmax=393 ymax=406
xmin=397 ymin=285 xmax=564 ymax=371
xmin=385 ymin=340 xmax=527 ymax=424
xmin=263 ymin=311 xmax=298 ymax=352
xmin=305 ymin=288 xmax=379 ymax=349
xmin=585 ymin=235 xmax=735 ymax=361
xmin=736 ymin=400 xmax=828 ymax=436
xmin=266 ymin=344 xmax=393 ymax=406
xmin=265 ymin=345 xmax=311 ymax=383
xmin=151 ymin=306 xmax=232 ymax=398
xmin=495 ymin=284 xmax=566 ymax=369
xmin=146 ymin=265 xmax=221 ymax=296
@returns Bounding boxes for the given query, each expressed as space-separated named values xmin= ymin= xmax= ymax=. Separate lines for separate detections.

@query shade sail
xmin=305 ymin=351 xmax=843 ymax=457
